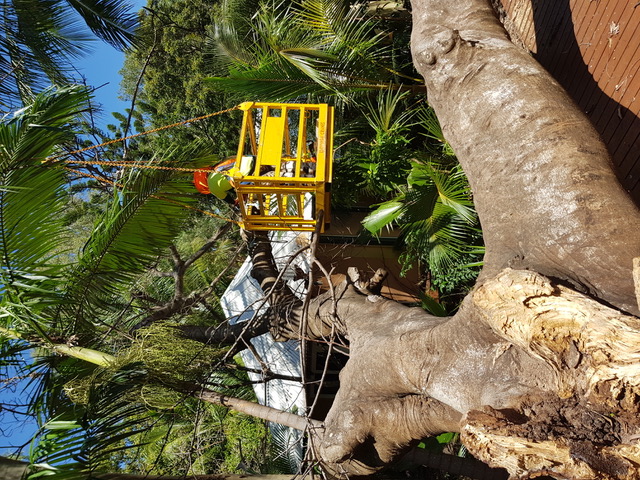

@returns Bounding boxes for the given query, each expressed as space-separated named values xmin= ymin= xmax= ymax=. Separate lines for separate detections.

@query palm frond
xmin=362 ymin=161 xmax=480 ymax=271
xmin=0 ymin=0 xmax=139 ymax=108
xmin=216 ymin=0 xmax=262 ymax=32
xmin=205 ymin=70 xmax=333 ymax=101
xmin=207 ymin=24 xmax=260 ymax=72
xmin=27 ymin=364 xmax=151 ymax=480
xmin=363 ymin=87 xmax=414 ymax=135
xmin=0 ymin=86 xmax=90 ymax=308
xmin=15 ymin=0 xmax=94 ymax=59
xmin=0 ymin=2 xmax=83 ymax=108
xmin=207 ymin=72 xmax=388 ymax=101
xmin=252 ymin=1 xmax=320 ymax=52
xmin=407 ymin=162 xmax=475 ymax=223
xmin=429 ymin=165 xmax=476 ymax=224
xmin=206 ymin=0 xmax=405 ymax=102
xmin=1 ymin=85 xmax=90 ymax=169
xmin=59 ymin=146 xmax=218 ymax=332
xmin=416 ymin=105 xmax=455 ymax=156
xmin=298 ymin=0 xmax=415 ymax=85
xmin=279 ymin=48 xmax=338 ymax=87
xmin=64 ymin=0 xmax=139 ymax=50
xmin=362 ymin=198 xmax=404 ymax=233
xmin=297 ymin=0 xmax=384 ymax=57
xmin=400 ymin=203 xmax=479 ymax=270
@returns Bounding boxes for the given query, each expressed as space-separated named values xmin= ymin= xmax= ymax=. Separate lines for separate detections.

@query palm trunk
xmin=50 ymin=344 xmax=114 ymax=366
xmin=178 ymin=321 xmax=269 ymax=347
xmin=0 ymin=327 xmax=115 ymax=366
xmin=196 ymin=389 xmax=319 ymax=432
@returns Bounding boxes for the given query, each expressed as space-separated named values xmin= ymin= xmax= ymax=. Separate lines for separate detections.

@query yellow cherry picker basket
xmin=230 ymin=101 xmax=334 ymax=232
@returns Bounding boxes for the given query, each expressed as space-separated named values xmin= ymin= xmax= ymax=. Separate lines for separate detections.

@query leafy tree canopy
xmin=0 ymin=0 xmax=139 ymax=111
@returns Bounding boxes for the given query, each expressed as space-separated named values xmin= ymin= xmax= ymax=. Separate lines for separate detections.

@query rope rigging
xmin=49 ymin=105 xmax=244 ymax=225
xmin=43 ymin=104 xmax=241 ymax=166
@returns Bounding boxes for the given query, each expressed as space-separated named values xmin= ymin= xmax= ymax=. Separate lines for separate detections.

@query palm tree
xmin=0 ymin=84 xmax=213 ymax=343
xmin=0 ymin=0 xmax=139 ymax=111
xmin=0 ymin=86 xmax=304 ymax=479
xmin=205 ymin=0 xmax=423 ymax=102
xmin=364 ymin=161 xmax=481 ymax=263
xmin=363 ymin=157 xmax=483 ymax=307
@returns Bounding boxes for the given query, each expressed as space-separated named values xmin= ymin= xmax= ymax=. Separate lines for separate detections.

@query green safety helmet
xmin=207 ymin=172 xmax=233 ymax=199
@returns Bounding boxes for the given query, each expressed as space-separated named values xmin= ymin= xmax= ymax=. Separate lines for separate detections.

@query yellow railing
xmin=230 ymin=102 xmax=334 ymax=232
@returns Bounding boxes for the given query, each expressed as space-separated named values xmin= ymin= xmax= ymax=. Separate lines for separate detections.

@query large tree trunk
xmin=243 ymin=1 xmax=640 ymax=479
xmin=405 ymin=2 xmax=640 ymax=476
xmin=252 ymin=242 xmax=640 ymax=478
xmin=410 ymin=0 xmax=640 ymax=317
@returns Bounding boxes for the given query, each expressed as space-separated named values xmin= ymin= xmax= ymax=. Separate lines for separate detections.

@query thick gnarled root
xmin=465 ymin=269 xmax=640 ymax=479
xmin=473 ymin=268 xmax=640 ymax=411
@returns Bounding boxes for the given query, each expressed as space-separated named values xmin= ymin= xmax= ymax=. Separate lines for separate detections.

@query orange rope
xmin=47 ymin=106 xmax=244 ymax=225
xmin=64 ymin=159 xmax=214 ymax=173
xmin=44 ymin=105 xmax=241 ymax=164
xmin=65 ymin=167 xmax=241 ymax=225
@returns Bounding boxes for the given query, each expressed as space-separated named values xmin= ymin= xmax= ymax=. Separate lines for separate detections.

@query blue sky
xmin=0 ymin=361 xmax=39 ymax=457
xmin=0 ymin=0 xmax=147 ymax=458
xmin=75 ymin=44 xmax=133 ymax=130
xmin=75 ymin=0 xmax=148 ymax=130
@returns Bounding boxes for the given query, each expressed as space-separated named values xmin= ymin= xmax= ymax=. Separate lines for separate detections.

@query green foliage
xmin=394 ymin=162 xmax=478 ymax=265
xmin=27 ymin=364 xmax=150 ymax=480
xmin=206 ymin=0 xmax=421 ymax=102
xmin=120 ymin=0 xmax=239 ymax=157
xmin=418 ymin=432 xmax=459 ymax=452
xmin=26 ymin=323 xmax=271 ymax=478
xmin=0 ymin=86 xmax=91 ymax=346
xmin=58 ymin=146 xmax=217 ymax=333
xmin=416 ymin=105 xmax=456 ymax=157
xmin=427 ymin=247 xmax=484 ymax=296
xmin=0 ymin=0 xmax=139 ymax=110
xmin=331 ymin=89 xmax=419 ymax=203
xmin=130 ymin=323 xmax=226 ymax=384
xmin=100 ymin=402 xmax=273 ymax=476
xmin=419 ymin=293 xmax=449 ymax=317
xmin=359 ymin=100 xmax=484 ymax=303
xmin=0 ymin=85 xmax=255 ymax=478
xmin=365 ymin=160 xmax=483 ymax=301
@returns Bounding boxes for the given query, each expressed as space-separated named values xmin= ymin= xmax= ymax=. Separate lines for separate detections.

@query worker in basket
xmin=193 ymin=155 xmax=256 ymax=204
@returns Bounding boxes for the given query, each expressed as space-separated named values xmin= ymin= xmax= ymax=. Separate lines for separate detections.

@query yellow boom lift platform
xmin=228 ymin=101 xmax=334 ymax=232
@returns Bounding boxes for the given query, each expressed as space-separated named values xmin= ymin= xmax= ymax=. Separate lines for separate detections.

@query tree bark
xmin=410 ymin=0 xmax=640 ymax=316
xmin=0 ymin=456 xmax=27 ymax=480
xmin=242 ymin=1 xmax=640 ymax=479
xmin=177 ymin=320 xmax=269 ymax=348
xmin=94 ymin=474 xmax=295 ymax=480
xmin=197 ymin=388 xmax=320 ymax=432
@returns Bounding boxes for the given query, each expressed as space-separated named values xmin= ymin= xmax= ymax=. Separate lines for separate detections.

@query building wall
xmin=220 ymin=234 xmax=309 ymax=467
xmin=318 ymin=208 xmax=423 ymax=303
xmin=315 ymin=242 xmax=422 ymax=303
xmin=500 ymin=0 xmax=640 ymax=203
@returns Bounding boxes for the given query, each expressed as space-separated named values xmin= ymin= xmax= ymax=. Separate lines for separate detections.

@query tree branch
xmin=131 ymin=227 xmax=239 ymax=331
xmin=177 ymin=319 xmax=269 ymax=347
xmin=183 ymin=222 xmax=233 ymax=271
